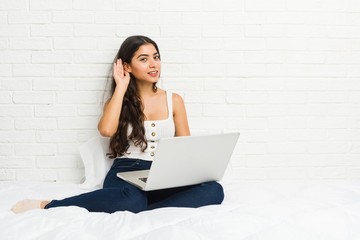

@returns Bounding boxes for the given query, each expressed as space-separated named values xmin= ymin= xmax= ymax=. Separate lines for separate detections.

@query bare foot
xmin=11 ymin=199 xmax=49 ymax=214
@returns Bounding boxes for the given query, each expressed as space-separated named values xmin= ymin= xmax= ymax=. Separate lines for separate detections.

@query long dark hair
xmin=107 ymin=35 xmax=160 ymax=158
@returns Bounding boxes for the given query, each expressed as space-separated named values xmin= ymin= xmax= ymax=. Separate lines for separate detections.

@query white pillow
xmin=79 ymin=136 xmax=113 ymax=189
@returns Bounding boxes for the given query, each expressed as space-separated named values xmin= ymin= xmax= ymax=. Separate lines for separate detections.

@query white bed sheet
xmin=1 ymin=179 xmax=360 ymax=240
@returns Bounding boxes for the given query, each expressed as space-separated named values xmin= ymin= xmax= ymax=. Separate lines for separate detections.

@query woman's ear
xmin=123 ymin=63 xmax=131 ymax=73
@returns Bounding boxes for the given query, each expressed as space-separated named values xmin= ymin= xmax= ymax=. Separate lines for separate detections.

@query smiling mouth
xmin=148 ymin=71 xmax=158 ymax=77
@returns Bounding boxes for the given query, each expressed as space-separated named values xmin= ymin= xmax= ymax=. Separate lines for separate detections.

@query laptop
xmin=116 ymin=132 xmax=239 ymax=191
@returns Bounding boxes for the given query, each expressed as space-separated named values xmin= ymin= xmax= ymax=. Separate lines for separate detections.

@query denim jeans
xmin=45 ymin=158 xmax=224 ymax=213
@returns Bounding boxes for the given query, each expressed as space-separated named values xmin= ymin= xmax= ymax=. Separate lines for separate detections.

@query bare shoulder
xmin=172 ymin=92 xmax=185 ymax=109
xmin=171 ymin=92 xmax=190 ymax=136
xmin=172 ymin=92 xmax=184 ymax=103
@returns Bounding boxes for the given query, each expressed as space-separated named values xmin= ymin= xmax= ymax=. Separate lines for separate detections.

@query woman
xmin=11 ymin=35 xmax=224 ymax=214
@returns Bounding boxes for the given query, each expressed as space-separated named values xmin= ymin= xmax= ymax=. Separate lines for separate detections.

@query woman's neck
xmin=137 ymin=82 xmax=157 ymax=98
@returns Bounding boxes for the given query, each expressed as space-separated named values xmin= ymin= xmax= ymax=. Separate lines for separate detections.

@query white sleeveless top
xmin=122 ymin=91 xmax=175 ymax=161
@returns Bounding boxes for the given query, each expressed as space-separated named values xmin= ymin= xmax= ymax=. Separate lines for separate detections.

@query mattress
xmin=1 ymin=179 xmax=360 ymax=240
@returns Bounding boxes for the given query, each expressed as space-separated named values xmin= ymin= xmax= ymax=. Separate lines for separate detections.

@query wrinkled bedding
xmin=1 ymin=179 xmax=360 ymax=240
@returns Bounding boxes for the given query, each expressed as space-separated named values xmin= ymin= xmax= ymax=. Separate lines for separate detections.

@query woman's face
xmin=125 ymin=43 xmax=161 ymax=84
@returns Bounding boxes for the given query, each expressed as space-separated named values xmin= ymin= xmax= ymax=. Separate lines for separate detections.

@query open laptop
xmin=116 ymin=132 xmax=239 ymax=191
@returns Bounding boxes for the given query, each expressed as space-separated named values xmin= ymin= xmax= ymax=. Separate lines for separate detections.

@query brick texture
xmin=0 ymin=0 xmax=359 ymax=182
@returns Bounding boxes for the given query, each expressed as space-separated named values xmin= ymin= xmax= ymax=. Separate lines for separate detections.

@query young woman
xmin=11 ymin=35 xmax=224 ymax=214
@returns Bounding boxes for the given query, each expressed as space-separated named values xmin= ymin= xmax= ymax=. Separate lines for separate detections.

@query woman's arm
xmin=98 ymin=59 xmax=130 ymax=137
xmin=97 ymin=88 xmax=125 ymax=137
xmin=172 ymin=93 xmax=191 ymax=137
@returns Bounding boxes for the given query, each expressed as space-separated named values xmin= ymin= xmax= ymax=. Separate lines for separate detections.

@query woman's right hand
xmin=113 ymin=59 xmax=130 ymax=92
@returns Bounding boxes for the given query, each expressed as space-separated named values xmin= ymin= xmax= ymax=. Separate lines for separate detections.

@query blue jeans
xmin=45 ymin=158 xmax=224 ymax=213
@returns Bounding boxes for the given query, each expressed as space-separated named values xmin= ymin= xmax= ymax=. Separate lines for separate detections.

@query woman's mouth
xmin=148 ymin=71 xmax=158 ymax=77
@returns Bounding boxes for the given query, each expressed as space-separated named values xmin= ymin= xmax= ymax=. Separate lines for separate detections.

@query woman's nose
xmin=149 ymin=59 xmax=156 ymax=68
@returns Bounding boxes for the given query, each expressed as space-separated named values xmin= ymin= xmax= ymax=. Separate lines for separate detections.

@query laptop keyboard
xmin=139 ymin=177 xmax=148 ymax=183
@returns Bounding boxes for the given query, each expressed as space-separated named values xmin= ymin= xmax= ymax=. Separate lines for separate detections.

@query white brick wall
xmin=0 ymin=0 xmax=360 ymax=182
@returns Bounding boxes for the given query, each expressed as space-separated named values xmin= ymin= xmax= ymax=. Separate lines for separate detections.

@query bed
xmin=2 ymin=179 xmax=360 ymax=239
xmin=1 ymin=137 xmax=360 ymax=239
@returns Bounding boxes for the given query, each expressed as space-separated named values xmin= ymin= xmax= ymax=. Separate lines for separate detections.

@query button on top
xmin=151 ymin=123 xmax=155 ymax=127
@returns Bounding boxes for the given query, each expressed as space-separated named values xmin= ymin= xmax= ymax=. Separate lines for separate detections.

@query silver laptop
xmin=116 ymin=132 xmax=239 ymax=191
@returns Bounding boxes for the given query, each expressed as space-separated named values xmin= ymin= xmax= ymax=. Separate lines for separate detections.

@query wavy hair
xmin=106 ymin=36 xmax=160 ymax=159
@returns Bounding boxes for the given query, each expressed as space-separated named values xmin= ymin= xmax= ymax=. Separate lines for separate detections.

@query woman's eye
xmin=154 ymin=56 xmax=160 ymax=60
xmin=140 ymin=58 xmax=147 ymax=62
